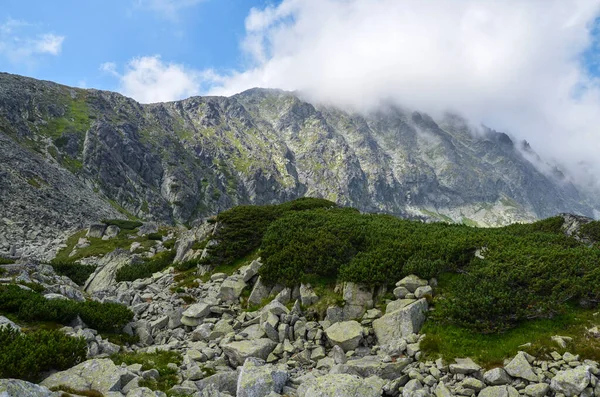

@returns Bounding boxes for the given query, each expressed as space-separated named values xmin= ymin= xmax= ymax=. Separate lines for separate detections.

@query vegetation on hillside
xmin=0 ymin=285 xmax=133 ymax=332
xmin=0 ymin=327 xmax=86 ymax=381
xmin=201 ymin=200 xmax=600 ymax=334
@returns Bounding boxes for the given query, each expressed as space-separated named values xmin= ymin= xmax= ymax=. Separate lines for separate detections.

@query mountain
xmin=0 ymin=72 xmax=595 ymax=257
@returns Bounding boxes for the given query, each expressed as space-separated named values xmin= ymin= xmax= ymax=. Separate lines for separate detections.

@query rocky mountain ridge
xmin=0 ymin=72 xmax=596 ymax=258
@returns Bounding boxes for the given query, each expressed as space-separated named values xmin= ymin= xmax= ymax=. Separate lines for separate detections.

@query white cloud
xmin=0 ymin=19 xmax=65 ymax=63
xmin=100 ymin=56 xmax=221 ymax=103
xmin=135 ymin=0 xmax=205 ymax=19
xmin=200 ymin=0 xmax=600 ymax=187
xmin=34 ymin=34 xmax=64 ymax=55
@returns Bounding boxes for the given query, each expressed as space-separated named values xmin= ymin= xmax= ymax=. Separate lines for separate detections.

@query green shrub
xmin=50 ymin=261 xmax=96 ymax=285
xmin=115 ymin=250 xmax=176 ymax=282
xmin=580 ymin=220 xmax=600 ymax=242
xmin=78 ymin=301 xmax=133 ymax=332
xmin=148 ymin=232 xmax=164 ymax=241
xmin=101 ymin=219 xmax=143 ymax=230
xmin=0 ymin=285 xmax=133 ymax=332
xmin=111 ymin=351 xmax=182 ymax=392
xmin=163 ymin=239 xmax=176 ymax=249
xmin=0 ymin=268 xmax=5 ymax=276
xmin=0 ymin=327 xmax=86 ymax=381
xmin=174 ymin=260 xmax=197 ymax=271
xmin=204 ymin=197 xmax=336 ymax=266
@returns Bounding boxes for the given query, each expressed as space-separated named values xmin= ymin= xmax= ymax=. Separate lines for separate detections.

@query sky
xmin=2 ymin=0 xmax=600 ymax=189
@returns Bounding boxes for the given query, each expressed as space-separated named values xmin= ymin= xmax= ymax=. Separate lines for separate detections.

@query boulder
xmin=449 ymin=358 xmax=481 ymax=375
xmin=222 ymin=338 xmax=278 ymax=367
xmin=523 ymin=383 xmax=550 ymax=397
xmin=550 ymin=366 xmax=591 ymax=397
xmin=219 ymin=276 xmax=247 ymax=302
xmin=87 ymin=223 xmax=107 ymax=238
xmin=300 ymin=283 xmax=319 ymax=306
xmin=395 ymin=275 xmax=427 ymax=292
xmin=104 ymin=225 xmax=120 ymax=239
xmin=41 ymin=358 xmax=129 ymax=395
xmin=478 ymin=386 xmax=519 ymax=397
xmin=435 ymin=382 xmax=453 ymax=397
xmin=0 ymin=379 xmax=57 ymax=397
xmin=181 ymin=298 xmax=218 ymax=326
xmin=196 ymin=371 xmax=240 ymax=395
xmin=330 ymin=355 xmax=411 ymax=380
xmin=297 ymin=373 xmax=383 ymax=397
xmin=385 ymin=299 xmax=416 ymax=314
xmin=414 ymin=285 xmax=433 ymax=299
xmin=84 ymin=250 xmax=137 ymax=293
xmin=373 ymin=298 xmax=428 ymax=346
xmin=248 ymin=276 xmax=270 ymax=306
xmin=236 ymin=357 xmax=288 ymax=397
xmin=483 ymin=368 xmax=512 ymax=385
xmin=504 ymin=352 xmax=538 ymax=382
xmin=342 ymin=282 xmax=373 ymax=320
xmin=325 ymin=320 xmax=363 ymax=352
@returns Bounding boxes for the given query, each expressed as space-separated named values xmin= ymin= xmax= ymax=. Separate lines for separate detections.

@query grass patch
xmin=171 ymin=268 xmax=200 ymax=291
xmin=115 ymin=250 xmax=176 ymax=282
xmin=111 ymin=350 xmax=182 ymax=393
xmin=421 ymin=306 xmax=600 ymax=367
xmin=0 ymin=257 xmax=15 ymax=265
xmin=27 ymin=177 xmax=41 ymax=188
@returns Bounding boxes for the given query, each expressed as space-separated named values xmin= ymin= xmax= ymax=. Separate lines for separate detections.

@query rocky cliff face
xmin=0 ymin=73 xmax=595 ymax=256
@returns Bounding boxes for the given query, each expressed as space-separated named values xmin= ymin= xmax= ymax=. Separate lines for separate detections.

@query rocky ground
xmin=1 ymin=221 xmax=599 ymax=397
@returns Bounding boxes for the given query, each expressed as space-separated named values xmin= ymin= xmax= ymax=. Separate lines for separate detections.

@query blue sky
xmin=0 ymin=0 xmax=273 ymax=91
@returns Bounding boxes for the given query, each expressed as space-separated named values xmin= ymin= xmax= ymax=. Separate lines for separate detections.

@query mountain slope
xmin=0 ymin=72 xmax=594 ymax=256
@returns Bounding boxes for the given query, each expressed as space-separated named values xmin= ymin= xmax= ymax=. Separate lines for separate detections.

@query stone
xmin=385 ymin=299 xmax=416 ymax=314
xmin=126 ymin=387 xmax=157 ymax=396
xmin=504 ymin=352 xmax=538 ymax=382
xmin=300 ymin=283 xmax=319 ymax=306
xmin=435 ymin=381 xmax=453 ymax=397
xmin=104 ymin=225 xmax=120 ymax=239
xmin=342 ymin=282 xmax=374 ymax=320
xmin=84 ymin=250 xmax=136 ymax=293
xmin=222 ymin=338 xmax=278 ymax=367
xmin=402 ymin=379 xmax=424 ymax=397
xmin=87 ymin=223 xmax=107 ymax=238
xmin=325 ymin=320 xmax=363 ymax=352
xmin=478 ymin=386 xmax=519 ymax=397
xmin=523 ymin=383 xmax=550 ymax=397
xmin=248 ymin=276 xmax=271 ymax=306
xmin=237 ymin=357 xmax=288 ymax=397
xmin=396 ymin=275 xmax=427 ymax=292
xmin=550 ymin=366 xmax=591 ymax=397
xmin=0 ymin=379 xmax=57 ymax=397
xmin=219 ymin=276 xmax=247 ymax=302
xmin=330 ymin=355 xmax=411 ymax=380
xmin=393 ymin=286 xmax=410 ymax=299
xmin=372 ymin=298 xmax=428 ymax=346
xmin=297 ymin=373 xmax=383 ymax=397
xmin=449 ymin=358 xmax=481 ymax=375
xmin=41 ymin=358 xmax=128 ymax=394
xmin=483 ymin=368 xmax=512 ymax=385
xmin=414 ymin=285 xmax=433 ymax=299
xmin=242 ymin=259 xmax=263 ymax=283
xmin=182 ymin=298 xmax=218 ymax=325
xmin=195 ymin=371 xmax=240 ymax=395
xmin=463 ymin=377 xmax=486 ymax=391
xmin=0 ymin=315 xmax=21 ymax=331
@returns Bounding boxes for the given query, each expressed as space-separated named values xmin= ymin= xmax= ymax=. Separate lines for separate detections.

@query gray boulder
xmin=237 ymin=357 xmax=288 ymax=397
xmin=297 ymin=373 xmax=383 ymax=397
xmin=483 ymin=368 xmax=512 ymax=385
xmin=87 ymin=223 xmax=107 ymax=238
xmin=550 ymin=366 xmax=592 ymax=397
xmin=342 ymin=282 xmax=373 ymax=320
xmin=300 ymin=283 xmax=319 ymax=306
xmin=0 ymin=379 xmax=58 ymax=397
xmin=84 ymin=250 xmax=136 ymax=293
xmin=222 ymin=338 xmax=278 ymax=367
xmin=219 ymin=276 xmax=247 ymax=302
xmin=523 ymin=383 xmax=550 ymax=397
xmin=41 ymin=358 xmax=129 ymax=394
xmin=104 ymin=225 xmax=120 ymax=239
xmin=478 ymin=386 xmax=519 ymax=397
xmin=449 ymin=358 xmax=481 ymax=375
xmin=196 ymin=371 xmax=240 ymax=395
xmin=373 ymin=298 xmax=428 ymax=346
xmin=181 ymin=298 xmax=218 ymax=326
xmin=325 ymin=320 xmax=363 ymax=352
xmin=504 ymin=352 xmax=538 ymax=382
xmin=395 ymin=275 xmax=427 ymax=292
xmin=248 ymin=276 xmax=271 ymax=306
